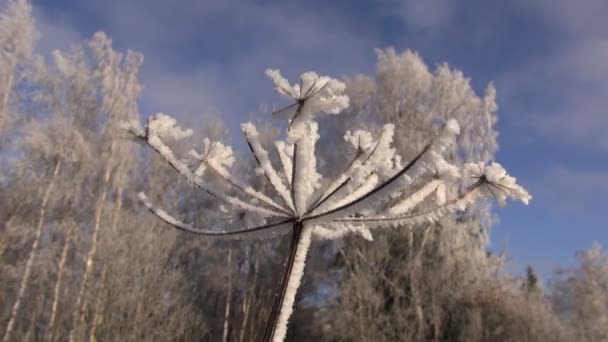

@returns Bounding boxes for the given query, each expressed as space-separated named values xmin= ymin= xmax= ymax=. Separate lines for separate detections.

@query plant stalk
xmin=262 ymin=222 xmax=303 ymax=342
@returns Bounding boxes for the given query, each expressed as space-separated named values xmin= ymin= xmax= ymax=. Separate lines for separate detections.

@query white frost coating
xmin=300 ymin=72 xmax=330 ymax=98
xmin=324 ymin=173 xmax=379 ymax=212
xmin=242 ymin=122 xmax=295 ymax=212
xmin=224 ymin=192 xmax=286 ymax=217
xmin=389 ymin=179 xmax=441 ymax=215
xmin=312 ymin=78 xmax=349 ymax=114
xmin=275 ymin=141 xmax=294 ymax=186
xmin=138 ymin=192 xmax=185 ymax=227
xmin=265 ymin=69 xmax=300 ymax=99
xmin=434 ymin=119 xmax=460 ymax=154
xmin=307 ymin=127 xmax=392 ymax=216
xmin=0 ymin=0 xmax=37 ymax=64
xmin=428 ymin=151 xmax=460 ymax=181
xmin=290 ymin=120 xmax=322 ymax=214
xmin=242 ymin=186 xmax=286 ymax=211
xmin=323 ymin=124 xmax=396 ymax=208
xmin=147 ymin=113 xmax=193 ymax=140
xmin=120 ymin=119 xmax=145 ymax=137
xmin=273 ymin=225 xmax=313 ymax=342
xmin=356 ymin=124 xmax=400 ymax=179
xmin=145 ymin=128 xmax=286 ymax=217
xmin=344 ymin=129 xmax=374 ymax=151
xmin=190 ymin=138 xmax=235 ymax=177
xmin=445 ymin=118 xmax=460 ymax=135
xmin=266 ymin=68 xmax=349 ymax=115
xmin=313 ymin=224 xmax=373 ymax=241
xmin=464 ymin=162 xmax=532 ymax=206
xmin=147 ymin=134 xmax=199 ymax=184
xmin=200 ymin=148 xmax=290 ymax=215
xmin=333 ymin=187 xmax=484 ymax=229
xmin=436 ymin=182 xmax=447 ymax=206
xmin=404 ymin=120 xmax=461 ymax=182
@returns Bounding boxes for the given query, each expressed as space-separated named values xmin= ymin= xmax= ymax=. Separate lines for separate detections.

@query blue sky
xmin=30 ymin=0 xmax=607 ymax=278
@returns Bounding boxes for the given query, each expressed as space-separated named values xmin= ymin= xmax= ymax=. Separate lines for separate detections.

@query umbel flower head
xmin=124 ymin=68 xmax=530 ymax=342
xmin=267 ymin=69 xmax=350 ymax=130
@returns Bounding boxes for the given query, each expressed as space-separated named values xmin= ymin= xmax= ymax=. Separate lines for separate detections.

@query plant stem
xmin=262 ymin=222 xmax=303 ymax=342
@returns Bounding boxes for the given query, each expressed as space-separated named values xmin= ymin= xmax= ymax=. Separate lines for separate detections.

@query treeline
xmin=0 ymin=1 xmax=606 ymax=341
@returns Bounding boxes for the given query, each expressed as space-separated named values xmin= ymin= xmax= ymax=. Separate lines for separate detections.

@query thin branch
xmin=275 ymin=141 xmax=293 ymax=187
xmin=302 ymin=80 xmax=329 ymax=100
xmin=272 ymin=102 xmax=298 ymax=120
xmin=305 ymin=150 xmax=362 ymax=215
xmin=321 ymin=172 xmax=379 ymax=213
xmin=330 ymin=181 xmax=483 ymax=225
xmin=139 ymin=192 xmax=294 ymax=238
xmin=305 ymin=137 xmax=381 ymax=216
xmin=305 ymin=177 xmax=351 ymax=216
xmin=243 ymin=127 xmax=296 ymax=213
xmin=138 ymin=134 xmax=218 ymax=199
xmin=206 ymin=164 xmax=292 ymax=216
xmin=141 ymin=133 xmax=288 ymax=217
xmin=302 ymin=142 xmax=432 ymax=222
xmin=387 ymin=179 xmax=442 ymax=215
xmin=290 ymin=143 xmax=298 ymax=215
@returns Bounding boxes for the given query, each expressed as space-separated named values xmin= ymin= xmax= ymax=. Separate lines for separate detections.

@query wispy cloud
xmin=532 ymin=165 xmax=608 ymax=217
xmin=498 ymin=0 xmax=608 ymax=153
xmin=32 ymin=0 xmax=380 ymax=131
xmin=519 ymin=0 xmax=608 ymax=37
xmin=33 ymin=6 xmax=83 ymax=53
xmin=397 ymin=0 xmax=460 ymax=31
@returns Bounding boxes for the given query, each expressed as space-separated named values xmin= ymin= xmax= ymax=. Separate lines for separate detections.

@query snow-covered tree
xmin=125 ymin=68 xmax=530 ymax=342
xmin=317 ymin=48 xmax=504 ymax=341
xmin=0 ymin=0 xmax=36 ymax=145
xmin=551 ymin=244 xmax=608 ymax=342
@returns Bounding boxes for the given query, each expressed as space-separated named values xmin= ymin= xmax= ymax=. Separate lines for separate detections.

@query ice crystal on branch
xmin=126 ymin=68 xmax=530 ymax=342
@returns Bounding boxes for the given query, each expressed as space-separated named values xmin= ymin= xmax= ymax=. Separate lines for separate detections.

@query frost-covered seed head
xmin=147 ymin=113 xmax=193 ymax=141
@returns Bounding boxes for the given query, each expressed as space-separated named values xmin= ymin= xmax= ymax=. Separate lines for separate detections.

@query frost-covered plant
xmin=125 ymin=69 xmax=530 ymax=342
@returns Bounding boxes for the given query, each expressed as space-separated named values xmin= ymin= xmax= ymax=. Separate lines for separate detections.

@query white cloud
xmin=498 ymin=0 xmax=608 ymax=153
xmin=32 ymin=6 xmax=83 ymax=54
xmin=506 ymin=39 xmax=608 ymax=151
xmin=29 ymin=0 xmax=380 ymax=133
xmin=533 ymin=165 xmax=608 ymax=216
xmin=518 ymin=0 xmax=608 ymax=37
xmin=400 ymin=0 xmax=460 ymax=31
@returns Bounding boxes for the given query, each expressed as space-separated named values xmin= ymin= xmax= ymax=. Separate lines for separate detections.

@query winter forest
xmin=1 ymin=1 xmax=607 ymax=341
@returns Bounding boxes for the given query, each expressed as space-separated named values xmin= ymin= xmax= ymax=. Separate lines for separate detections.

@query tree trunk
xmin=89 ymin=185 xmax=122 ymax=342
xmin=3 ymin=159 xmax=62 ymax=342
xmin=131 ymin=264 xmax=149 ymax=341
xmin=69 ymin=166 xmax=111 ymax=342
xmin=88 ymin=263 xmax=107 ymax=342
xmin=46 ymin=223 xmax=73 ymax=342
xmin=24 ymin=296 xmax=42 ymax=342
xmin=238 ymin=296 xmax=252 ymax=342
xmin=238 ymin=246 xmax=258 ymax=342
xmin=238 ymin=247 xmax=256 ymax=342
xmin=0 ymin=71 xmax=14 ymax=136
xmin=222 ymin=250 xmax=233 ymax=342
